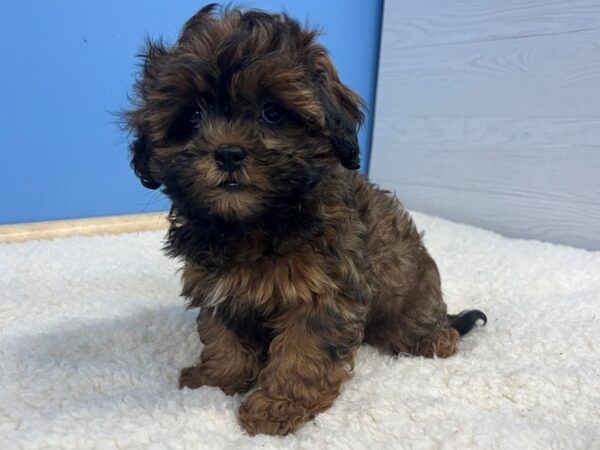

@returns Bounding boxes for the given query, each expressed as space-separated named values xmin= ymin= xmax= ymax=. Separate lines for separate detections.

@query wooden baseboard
xmin=0 ymin=212 xmax=170 ymax=243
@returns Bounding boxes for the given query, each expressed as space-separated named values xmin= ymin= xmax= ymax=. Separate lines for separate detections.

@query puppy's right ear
xmin=130 ymin=129 xmax=161 ymax=190
xmin=125 ymin=39 xmax=169 ymax=190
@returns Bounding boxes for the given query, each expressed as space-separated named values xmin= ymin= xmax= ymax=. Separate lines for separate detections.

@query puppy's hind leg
xmin=365 ymin=252 xmax=487 ymax=359
xmin=414 ymin=310 xmax=487 ymax=358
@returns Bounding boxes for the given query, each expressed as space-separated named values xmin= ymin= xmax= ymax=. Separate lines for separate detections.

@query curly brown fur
xmin=124 ymin=4 xmax=487 ymax=436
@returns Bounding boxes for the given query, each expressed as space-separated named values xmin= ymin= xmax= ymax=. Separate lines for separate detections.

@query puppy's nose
xmin=214 ymin=145 xmax=247 ymax=172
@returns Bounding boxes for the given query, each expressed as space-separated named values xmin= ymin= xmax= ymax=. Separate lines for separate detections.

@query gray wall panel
xmin=370 ymin=0 xmax=600 ymax=249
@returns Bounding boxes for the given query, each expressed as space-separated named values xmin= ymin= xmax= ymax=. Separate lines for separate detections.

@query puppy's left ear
xmin=314 ymin=57 xmax=365 ymax=170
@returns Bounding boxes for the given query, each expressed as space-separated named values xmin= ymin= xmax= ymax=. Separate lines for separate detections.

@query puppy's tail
xmin=447 ymin=309 xmax=487 ymax=336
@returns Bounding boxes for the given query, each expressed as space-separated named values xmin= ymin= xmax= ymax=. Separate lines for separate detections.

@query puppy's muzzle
xmin=214 ymin=145 xmax=247 ymax=172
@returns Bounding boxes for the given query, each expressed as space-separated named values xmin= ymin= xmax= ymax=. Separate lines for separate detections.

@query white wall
xmin=370 ymin=0 xmax=600 ymax=250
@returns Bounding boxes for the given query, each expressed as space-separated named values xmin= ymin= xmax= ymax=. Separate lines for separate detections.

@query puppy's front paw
xmin=238 ymin=390 xmax=312 ymax=436
xmin=178 ymin=365 xmax=206 ymax=390
xmin=179 ymin=365 xmax=253 ymax=395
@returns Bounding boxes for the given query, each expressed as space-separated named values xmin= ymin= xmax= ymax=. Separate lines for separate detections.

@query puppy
xmin=125 ymin=4 xmax=486 ymax=436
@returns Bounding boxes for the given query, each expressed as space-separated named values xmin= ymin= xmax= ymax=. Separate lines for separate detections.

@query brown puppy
xmin=125 ymin=4 xmax=486 ymax=436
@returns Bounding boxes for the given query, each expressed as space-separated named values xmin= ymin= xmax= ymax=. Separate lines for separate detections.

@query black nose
xmin=214 ymin=145 xmax=247 ymax=172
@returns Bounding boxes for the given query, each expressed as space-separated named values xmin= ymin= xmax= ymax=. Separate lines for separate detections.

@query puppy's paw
xmin=238 ymin=390 xmax=312 ymax=436
xmin=178 ymin=365 xmax=207 ymax=390
xmin=179 ymin=365 xmax=253 ymax=395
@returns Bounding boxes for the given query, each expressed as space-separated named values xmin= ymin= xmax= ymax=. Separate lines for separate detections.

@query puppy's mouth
xmin=219 ymin=177 xmax=244 ymax=192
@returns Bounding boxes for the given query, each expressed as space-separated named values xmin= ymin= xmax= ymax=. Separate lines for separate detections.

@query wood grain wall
xmin=369 ymin=0 xmax=600 ymax=250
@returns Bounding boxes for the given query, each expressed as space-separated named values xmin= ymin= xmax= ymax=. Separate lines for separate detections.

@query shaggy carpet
xmin=1 ymin=212 xmax=598 ymax=449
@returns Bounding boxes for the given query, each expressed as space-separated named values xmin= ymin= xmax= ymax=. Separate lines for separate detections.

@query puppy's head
xmin=125 ymin=4 xmax=364 ymax=224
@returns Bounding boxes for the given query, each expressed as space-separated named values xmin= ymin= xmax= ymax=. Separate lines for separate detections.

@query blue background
xmin=0 ymin=1 xmax=383 ymax=223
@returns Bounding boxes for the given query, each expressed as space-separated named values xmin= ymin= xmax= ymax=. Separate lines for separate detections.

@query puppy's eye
xmin=189 ymin=109 xmax=201 ymax=124
xmin=260 ymin=103 xmax=285 ymax=125
xmin=167 ymin=107 xmax=201 ymax=142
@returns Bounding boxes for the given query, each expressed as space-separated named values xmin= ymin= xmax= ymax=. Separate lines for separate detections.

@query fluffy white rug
xmin=1 ymin=212 xmax=599 ymax=449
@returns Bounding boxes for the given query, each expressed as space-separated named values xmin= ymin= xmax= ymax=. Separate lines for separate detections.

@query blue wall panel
xmin=0 ymin=1 xmax=382 ymax=223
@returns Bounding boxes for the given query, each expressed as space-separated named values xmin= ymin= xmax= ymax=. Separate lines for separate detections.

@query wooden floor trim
xmin=0 ymin=212 xmax=170 ymax=243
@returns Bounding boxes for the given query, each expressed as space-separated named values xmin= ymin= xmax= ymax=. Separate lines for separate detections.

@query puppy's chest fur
xmin=177 ymin=200 xmax=371 ymax=320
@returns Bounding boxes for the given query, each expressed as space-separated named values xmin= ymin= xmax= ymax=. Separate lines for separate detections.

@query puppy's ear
xmin=125 ymin=39 xmax=169 ymax=190
xmin=314 ymin=56 xmax=365 ymax=170
xmin=130 ymin=129 xmax=161 ymax=190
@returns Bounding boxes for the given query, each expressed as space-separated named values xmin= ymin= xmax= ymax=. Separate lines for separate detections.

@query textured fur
xmin=125 ymin=4 xmax=486 ymax=436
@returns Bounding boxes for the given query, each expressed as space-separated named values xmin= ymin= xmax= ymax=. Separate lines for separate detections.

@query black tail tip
xmin=447 ymin=309 xmax=487 ymax=336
